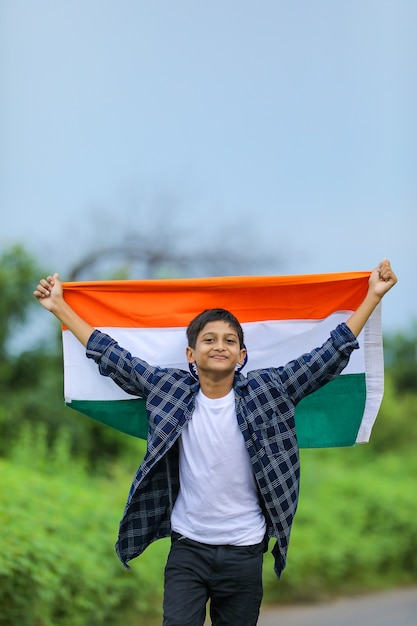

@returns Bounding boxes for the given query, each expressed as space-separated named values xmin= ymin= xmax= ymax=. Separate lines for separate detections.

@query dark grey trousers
xmin=162 ymin=533 xmax=264 ymax=626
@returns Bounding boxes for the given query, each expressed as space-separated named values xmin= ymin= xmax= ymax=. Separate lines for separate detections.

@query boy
xmin=34 ymin=260 xmax=397 ymax=626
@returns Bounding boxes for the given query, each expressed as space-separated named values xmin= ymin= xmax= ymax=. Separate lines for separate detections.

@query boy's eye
xmin=203 ymin=337 xmax=236 ymax=344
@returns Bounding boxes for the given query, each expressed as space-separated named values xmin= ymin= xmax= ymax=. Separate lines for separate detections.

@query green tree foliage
xmin=0 ymin=245 xmax=56 ymax=455
xmin=368 ymin=375 xmax=417 ymax=454
xmin=0 ymin=246 xmax=75 ymax=458
xmin=0 ymin=245 xmax=143 ymax=468
xmin=0 ymin=245 xmax=38 ymax=352
xmin=383 ymin=323 xmax=417 ymax=393
xmin=363 ymin=323 xmax=417 ymax=455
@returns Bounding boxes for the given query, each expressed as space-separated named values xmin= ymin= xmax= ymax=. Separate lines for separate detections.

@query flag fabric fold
xmin=62 ymin=272 xmax=384 ymax=448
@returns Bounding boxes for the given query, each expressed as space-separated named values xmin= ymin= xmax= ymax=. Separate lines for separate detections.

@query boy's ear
xmin=186 ymin=346 xmax=195 ymax=363
xmin=238 ymin=347 xmax=247 ymax=365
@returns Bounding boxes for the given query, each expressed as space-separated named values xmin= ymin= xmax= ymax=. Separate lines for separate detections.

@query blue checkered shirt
xmin=86 ymin=322 xmax=358 ymax=578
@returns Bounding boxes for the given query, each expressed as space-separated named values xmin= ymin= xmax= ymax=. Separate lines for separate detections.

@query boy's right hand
xmin=33 ymin=273 xmax=93 ymax=346
xmin=33 ymin=272 xmax=63 ymax=312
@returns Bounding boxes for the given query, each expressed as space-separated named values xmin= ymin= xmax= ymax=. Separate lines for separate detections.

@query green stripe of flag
xmin=296 ymin=373 xmax=366 ymax=447
xmin=67 ymin=373 xmax=366 ymax=448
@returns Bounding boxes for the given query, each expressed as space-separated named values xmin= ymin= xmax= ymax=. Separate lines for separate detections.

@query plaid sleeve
xmin=276 ymin=322 xmax=359 ymax=404
xmin=86 ymin=329 xmax=158 ymax=397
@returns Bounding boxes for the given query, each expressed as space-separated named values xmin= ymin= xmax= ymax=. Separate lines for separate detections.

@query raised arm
xmin=33 ymin=273 xmax=94 ymax=347
xmin=346 ymin=259 xmax=397 ymax=338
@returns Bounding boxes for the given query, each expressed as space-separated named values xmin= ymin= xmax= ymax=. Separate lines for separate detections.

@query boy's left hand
xmin=369 ymin=259 xmax=397 ymax=299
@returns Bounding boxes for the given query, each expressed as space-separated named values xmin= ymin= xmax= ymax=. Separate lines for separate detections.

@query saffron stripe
xmin=61 ymin=272 xmax=371 ymax=328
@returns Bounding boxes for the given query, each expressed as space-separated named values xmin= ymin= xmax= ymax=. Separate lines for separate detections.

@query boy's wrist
xmin=366 ymin=291 xmax=382 ymax=306
xmin=50 ymin=298 xmax=68 ymax=319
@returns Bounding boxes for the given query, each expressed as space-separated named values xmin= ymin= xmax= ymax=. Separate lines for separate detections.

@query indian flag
xmin=62 ymin=272 xmax=384 ymax=448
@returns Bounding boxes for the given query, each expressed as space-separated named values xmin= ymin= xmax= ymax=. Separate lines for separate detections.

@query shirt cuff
xmin=332 ymin=322 xmax=359 ymax=351
xmin=86 ymin=329 xmax=115 ymax=361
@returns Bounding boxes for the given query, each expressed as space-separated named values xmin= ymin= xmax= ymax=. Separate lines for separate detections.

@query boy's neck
xmin=198 ymin=373 xmax=235 ymax=399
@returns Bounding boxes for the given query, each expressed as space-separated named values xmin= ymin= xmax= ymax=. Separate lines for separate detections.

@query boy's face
xmin=186 ymin=320 xmax=246 ymax=378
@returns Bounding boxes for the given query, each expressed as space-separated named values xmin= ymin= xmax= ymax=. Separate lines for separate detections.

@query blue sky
xmin=1 ymin=1 xmax=416 ymax=332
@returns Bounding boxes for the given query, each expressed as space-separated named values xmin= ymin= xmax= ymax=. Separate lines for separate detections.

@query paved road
xmin=258 ymin=587 xmax=417 ymax=626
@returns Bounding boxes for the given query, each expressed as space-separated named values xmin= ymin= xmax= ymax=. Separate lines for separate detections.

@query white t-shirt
xmin=171 ymin=388 xmax=266 ymax=546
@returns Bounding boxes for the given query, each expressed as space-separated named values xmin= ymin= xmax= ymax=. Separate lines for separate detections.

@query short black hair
xmin=186 ymin=308 xmax=244 ymax=349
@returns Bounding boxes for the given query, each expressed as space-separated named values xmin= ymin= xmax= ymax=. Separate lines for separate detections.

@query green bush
xmin=263 ymin=446 xmax=417 ymax=603
xmin=369 ymin=376 xmax=417 ymax=454
xmin=3 ymin=397 xmax=417 ymax=624
xmin=0 ymin=453 xmax=167 ymax=626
